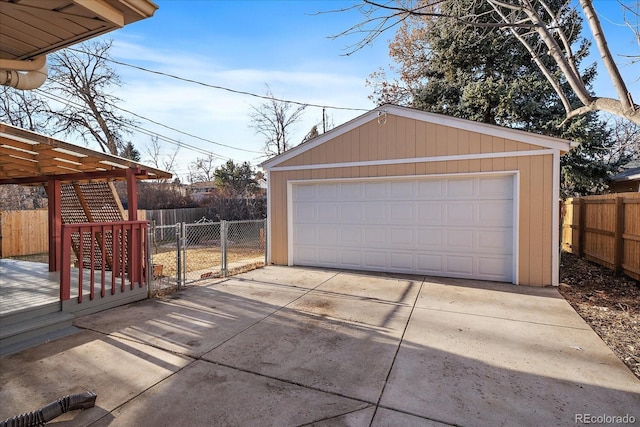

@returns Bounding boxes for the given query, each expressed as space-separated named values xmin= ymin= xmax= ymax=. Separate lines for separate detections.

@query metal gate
xmin=149 ymin=219 xmax=267 ymax=296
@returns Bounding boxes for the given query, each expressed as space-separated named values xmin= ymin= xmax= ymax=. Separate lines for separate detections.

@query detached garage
xmin=261 ymin=105 xmax=575 ymax=286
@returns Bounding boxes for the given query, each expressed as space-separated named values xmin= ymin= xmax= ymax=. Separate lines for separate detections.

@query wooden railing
xmin=561 ymin=193 xmax=640 ymax=281
xmin=60 ymin=221 xmax=148 ymax=303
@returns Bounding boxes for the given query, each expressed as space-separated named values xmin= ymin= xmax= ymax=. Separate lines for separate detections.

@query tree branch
xmin=580 ymin=0 xmax=636 ymax=113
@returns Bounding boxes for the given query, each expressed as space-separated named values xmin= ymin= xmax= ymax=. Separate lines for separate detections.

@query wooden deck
xmin=0 ymin=259 xmax=120 ymax=316
xmin=0 ymin=259 xmax=60 ymax=315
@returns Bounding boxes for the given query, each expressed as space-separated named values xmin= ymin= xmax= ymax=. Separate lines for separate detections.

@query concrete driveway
xmin=1 ymin=266 xmax=638 ymax=426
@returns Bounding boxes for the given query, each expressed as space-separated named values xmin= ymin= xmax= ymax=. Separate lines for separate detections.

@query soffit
xmin=0 ymin=0 xmax=158 ymax=61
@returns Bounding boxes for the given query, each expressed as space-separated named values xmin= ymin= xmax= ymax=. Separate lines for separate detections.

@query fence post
xmin=221 ymin=220 xmax=228 ymax=277
xmin=176 ymin=222 xmax=183 ymax=290
xmin=264 ymin=218 xmax=268 ymax=265
xmin=147 ymin=225 xmax=153 ymax=297
xmin=578 ymin=198 xmax=585 ymax=257
xmin=614 ymin=197 xmax=624 ymax=275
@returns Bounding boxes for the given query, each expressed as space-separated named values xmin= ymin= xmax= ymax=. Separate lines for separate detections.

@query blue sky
xmin=78 ymin=0 xmax=639 ymax=182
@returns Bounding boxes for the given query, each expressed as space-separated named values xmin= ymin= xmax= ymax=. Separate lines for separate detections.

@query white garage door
xmin=290 ymin=175 xmax=515 ymax=282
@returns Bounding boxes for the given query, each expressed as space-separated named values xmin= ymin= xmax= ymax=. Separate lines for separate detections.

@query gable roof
xmin=261 ymin=104 xmax=576 ymax=170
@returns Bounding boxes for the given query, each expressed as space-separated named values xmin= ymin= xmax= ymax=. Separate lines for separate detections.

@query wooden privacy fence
xmin=0 ymin=209 xmax=48 ymax=257
xmin=561 ymin=192 xmax=640 ymax=281
xmin=0 ymin=209 xmax=146 ymax=258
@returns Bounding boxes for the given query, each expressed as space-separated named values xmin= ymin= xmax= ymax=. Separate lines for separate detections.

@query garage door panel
xmin=416 ymin=254 xmax=444 ymax=273
xmin=479 ymin=176 xmax=513 ymax=195
xmin=340 ymin=249 xmax=362 ymax=266
xmin=318 ymin=248 xmax=338 ymax=264
xmin=446 ymin=204 xmax=475 ymax=224
xmin=446 ymin=179 xmax=475 ymax=198
xmin=390 ymin=181 xmax=414 ymax=199
xmin=340 ymin=227 xmax=361 ymax=244
xmin=478 ymin=256 xmax=512 ymax=279
xmin=339 ymin=182 xmax=363 ymax=199
xmin=417 ymin=229 xmax=443 ymax=248
xmin=478 ymin=229 xmax=512 ymax=252
xmin=294 ymin=204 xmax=316 ymax=223
xmin=364 ymin=227 xmax=387 ymax=246
xmin=390 ymin=228 xmax=415 ymax=247
xmin=340 ymin=204 xmax=363 ymax=222
xmin=446 ymin=255 xmax=474 ymax=276
xmin=295 ymin=246 xmax=317 ymax=264
xmin=479 ymin=201 xmax=513 ymax=225
xmin=291 ymin=175 xmax=514 ymax=282
xmin=317 ymin=204 xmax=339 ymax=222
xmin=317 ymin=183 xmax=338 ymax=200
xmin=364 ymin=205 xmax=390 ymax=223
xmin=294 ymin=185 xmax=316 ymax=200
xmin=364 ymin=251 xmax=387 ymax=269
xmin=391 ymin=203 xmax=414 ymax=221
xmin=447 ymin=230 xmax=474 ymax=249
xmin=316 ymin=225 xmax=338 ymax=245
xmin=417 ymin=180 xmax=443 ymax=199
xmin=390 ymin=252 xmax=414 ymax=269
xmin=294 ymin=224 xmax=316 ymax=243
xmin=417 ymin=203 xmax=443 ymax=223
xmin=365 ymin=182 xmax=387 ymax=199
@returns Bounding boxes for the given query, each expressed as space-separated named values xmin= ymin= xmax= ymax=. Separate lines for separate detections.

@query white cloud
xmin=107 ymin=38 xmax=375 ymax=181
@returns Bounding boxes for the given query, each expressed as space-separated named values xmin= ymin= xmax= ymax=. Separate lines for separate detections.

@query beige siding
xmin=268 ymin=114 xmax=556 ymax=286
xmin=278 ymin=120 xmax=542 ymax=168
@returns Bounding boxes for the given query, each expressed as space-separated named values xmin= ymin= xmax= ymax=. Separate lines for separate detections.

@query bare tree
xmin=46 ymin=39 xmax=136 ymax=155
xmin=0 ymin=86 xmax=51 ymax=132
xmin=621 ymin=1 xmax=639 ymax=62
xmin=188 ymin=153 xmax=218 ymax=183
xmin=250 ymin=85 xmax=306 ymax=157
xmin=606 ymin=117 xmax=640 ymax=163
xmin=333 ymin=0 xmax=640 ymax=124
xmin=145 ymin=136 xmax=180 ymax=181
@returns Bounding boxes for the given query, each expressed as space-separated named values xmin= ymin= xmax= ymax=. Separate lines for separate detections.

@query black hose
xmin=0 ymin=391 xmax=97 ymax=427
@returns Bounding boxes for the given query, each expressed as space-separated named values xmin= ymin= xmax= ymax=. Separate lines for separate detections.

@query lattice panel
xmin=60 ymin=181 xmax=125 ymax=270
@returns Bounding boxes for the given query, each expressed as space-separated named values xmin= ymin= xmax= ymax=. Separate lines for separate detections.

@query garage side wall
xmin=268 ymin=115 xmax=555 ymax=286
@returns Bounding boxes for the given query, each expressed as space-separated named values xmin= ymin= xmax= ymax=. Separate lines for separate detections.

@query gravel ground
xmin=559 ymin=251 xmax=640 ymax=380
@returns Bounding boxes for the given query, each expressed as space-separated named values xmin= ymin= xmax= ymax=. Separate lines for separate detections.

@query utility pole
xmin=322 ymin=108 xmax=326 ymax=133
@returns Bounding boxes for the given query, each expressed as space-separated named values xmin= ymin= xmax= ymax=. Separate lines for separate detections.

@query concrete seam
xmin=411 ymin=306 xmax=591 ymax=331
xmin=368 ymin=276 xmax=426 ymax=426
xmin=86 ymin=357 xmax=199 ymax=426
xmin=297 ymin=404 xmax=376 ymax=426
xmin=200 ymin=358 xmax=375 ymax=406
xmin=374 ymin=404 xmax=460 ymax=426
xmin=203 ymin=270 xmax=343 ymax=353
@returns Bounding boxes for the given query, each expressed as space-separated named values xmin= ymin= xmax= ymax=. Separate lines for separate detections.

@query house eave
xmin=261 ymin=104 xmax=575 ymax=170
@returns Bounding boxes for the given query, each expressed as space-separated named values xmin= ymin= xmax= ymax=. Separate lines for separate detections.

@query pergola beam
xmin=0 ymin=168 xmax=149 ymax=185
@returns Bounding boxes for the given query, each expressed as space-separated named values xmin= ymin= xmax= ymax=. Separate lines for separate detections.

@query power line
xmin=35 ymin=90 xmax=229 ymax=160
xmin=114 ymin=104 xmax=263 ymax=154
xmin=36 ymin=88 xmax=262 ymax=155
xmin=67 ymin=48 xmax=370 ymax=113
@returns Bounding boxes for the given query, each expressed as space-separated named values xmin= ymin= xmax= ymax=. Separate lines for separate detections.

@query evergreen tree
xmin=370 ymin=0 xmax=624 ymax=196
xmin=213 ymin=160 xmax=259 ymax=198
xmin=119 ymin=141 xmax=141 ymax=161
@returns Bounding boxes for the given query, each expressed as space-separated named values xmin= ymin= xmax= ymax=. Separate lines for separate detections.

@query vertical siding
xmin=268 ymin=114 xmax=557 ymax=285
xmin=528 ymin=155 xmax=545 ymax=285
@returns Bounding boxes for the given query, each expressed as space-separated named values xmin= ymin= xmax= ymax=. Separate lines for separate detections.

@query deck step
xmin=1 ymin=301 xmax=62 ymax=326
xmin=0 ymin=308 xmax=78 ymax=356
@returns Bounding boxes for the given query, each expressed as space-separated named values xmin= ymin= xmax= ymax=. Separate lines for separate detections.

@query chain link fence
xmin=149 ymin=219 xmax=267 ymax=296
xmin=149 ymin=224 xmax=180 ymax=296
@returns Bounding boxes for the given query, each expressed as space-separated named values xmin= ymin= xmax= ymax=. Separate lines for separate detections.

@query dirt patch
xmin=559 ymin=251 xmax=640 ymax=380
xmin=152 ymin=246 xmax=264 ymax=277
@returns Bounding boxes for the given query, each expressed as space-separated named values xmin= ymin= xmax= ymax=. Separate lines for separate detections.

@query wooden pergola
xmin=0 ymin=123 xmax=171 ymax=275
